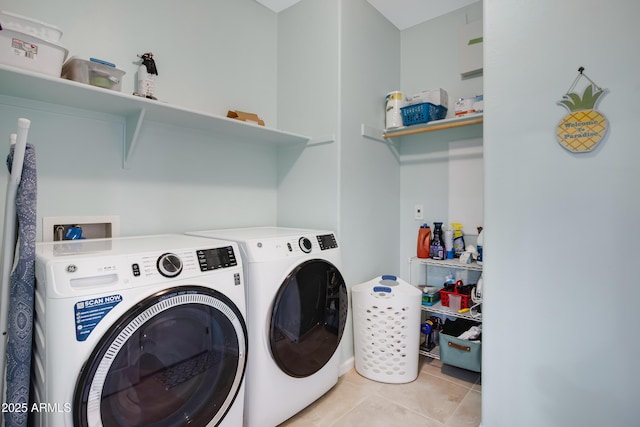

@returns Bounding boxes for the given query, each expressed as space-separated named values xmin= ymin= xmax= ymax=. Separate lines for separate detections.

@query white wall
xmin=0 ymin=0 xmax=283 ymax=240
xmin=0 ymin=98 xmax=280 ymax=239
xmin=398 ymin=2 xmax=483 ymax=282
xmin=276 ymin=0 xmax=402 ymax=364
xmin=338 ymin=0 xmax=401 ymax=361
xmin=484 ymin=0 xmax=640 ymax=425
xmin=276 ymin=0 xmax=340 ymax=231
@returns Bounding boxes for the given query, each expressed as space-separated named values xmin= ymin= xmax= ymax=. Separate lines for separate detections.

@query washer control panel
xmin=129 ymin=246 xmax=238 ymax=280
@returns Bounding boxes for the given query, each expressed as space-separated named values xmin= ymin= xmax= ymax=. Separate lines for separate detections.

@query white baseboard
xmin=339 ymin=357 xmax=354 ymax=376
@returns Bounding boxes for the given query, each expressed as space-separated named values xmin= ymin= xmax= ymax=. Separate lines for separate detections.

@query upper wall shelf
xmin=384 ymin=113 xmax=483 ymax=138
xmin=361 ymin=113 xmax=483 ymax=142
xmin=0 ymin=64 xmax=328 ymax=168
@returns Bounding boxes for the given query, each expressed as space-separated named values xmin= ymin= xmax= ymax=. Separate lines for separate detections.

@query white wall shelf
xmin=384 ymin=113 xmax=483 ymax=139
xmin=0 ymin=64 xmax=320 ymax=168
xmin=411 ymin=257 xmax=483 ymax=271
xmin=362 ymin=113 xmax=483 ymax=142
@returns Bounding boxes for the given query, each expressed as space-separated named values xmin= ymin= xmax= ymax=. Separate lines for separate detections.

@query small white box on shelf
xmin=408 ymin=88 xmax=448 ymax=109
xmin=0 ymin=29 xmax=68 ymax=77
xmin=0 ymin=11 xmax=68 ymax=77
xmin=455 ymin=95 xmax=483 ymax=117
xmin=0 ymin=11 xmax=63 ymax=43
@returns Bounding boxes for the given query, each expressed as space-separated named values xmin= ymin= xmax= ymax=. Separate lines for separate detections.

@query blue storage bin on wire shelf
xmin=400 ymin=102 xmax=447 ymax=126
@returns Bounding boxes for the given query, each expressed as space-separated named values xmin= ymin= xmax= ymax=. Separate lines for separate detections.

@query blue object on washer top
xmin=373 ymin=286 xmax=392 ymax=293
xmin=90 ymin=57 xmax=116 ymax=67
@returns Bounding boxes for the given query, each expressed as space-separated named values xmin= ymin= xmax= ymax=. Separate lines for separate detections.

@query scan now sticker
xmin=74 ymin=294 xmax=122 ymax=341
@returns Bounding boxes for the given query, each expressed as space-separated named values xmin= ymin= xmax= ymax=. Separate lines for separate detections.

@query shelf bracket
xmin=307 ymin=135 xmax=335 ymax=146
xmin=361 ymin=124 xmax=400 ymax=163
xmin=123 ymin=108 xmax=146 ymax=169
xmin=360 ymin=124 xmax=385 ymax=142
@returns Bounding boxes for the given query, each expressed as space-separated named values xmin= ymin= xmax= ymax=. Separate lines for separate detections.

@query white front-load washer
xmin=31 ymin=234 xmax=248 ymax=427
xmin=186 ymin=227 xmax=348 ymax=427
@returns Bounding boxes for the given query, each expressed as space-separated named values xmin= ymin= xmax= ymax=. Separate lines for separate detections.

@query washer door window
xmin=74 ymin=287 xmax=247 ymax=427
xmin=269 ymin=260 xmax=348 ymax=378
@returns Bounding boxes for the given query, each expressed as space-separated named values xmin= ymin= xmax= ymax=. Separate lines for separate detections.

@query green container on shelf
xmin=439 ymin=333 xmax=481 ymax=372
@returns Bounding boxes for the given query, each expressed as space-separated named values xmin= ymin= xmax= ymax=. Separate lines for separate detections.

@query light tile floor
xmin=279 ymin=356 xmax=481 ymax=427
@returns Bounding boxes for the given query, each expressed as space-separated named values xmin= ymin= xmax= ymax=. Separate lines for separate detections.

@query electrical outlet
xmin=414 ymin=204 xmax=424 ymax=220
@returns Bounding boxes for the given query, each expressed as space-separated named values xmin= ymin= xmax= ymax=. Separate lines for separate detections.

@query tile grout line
xmin=443 ymin=385 xmax=474 ymax=426
xmin=369 ymin=389 xmax=447 ymax=426
xmin=420 ymin=369 xmax=479 ymax=391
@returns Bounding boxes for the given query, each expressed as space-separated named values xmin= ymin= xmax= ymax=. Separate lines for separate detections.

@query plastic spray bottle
xmin=429 ymin=222 xmax=444 ymax=260
xmin=476 ymin=227 xmax=484 ymax=265
xmin=451 ymin=222 xmax=465 ymax=258
xmin=417 ymin=224 xmax=431 ymax=258
xmin=444 ymin=227 xmax=454 ymax=259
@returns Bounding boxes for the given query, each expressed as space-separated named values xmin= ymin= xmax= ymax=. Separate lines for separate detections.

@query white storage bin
xmin=0 ymin=11 xmax=63 ymax=43
xmin=408 ymin=88 xmax=449 ymax=109
xmin=0 ymin=27 xmax=68 ymax=76
xmin=352 ymin=275 xmax=422 ymax=383
xmin=61 ymin=57 xmax=125 ymax=92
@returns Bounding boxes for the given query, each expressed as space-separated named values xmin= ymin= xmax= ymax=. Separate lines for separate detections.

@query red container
xmin=417 ymin=225 xmax=431 ymax=258
xmin=439 ymin=280 xmax=471 ymax=309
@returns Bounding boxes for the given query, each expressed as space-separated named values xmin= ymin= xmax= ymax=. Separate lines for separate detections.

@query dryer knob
xmin=157 ymin=253 xmax=183 ymax=277
xmin=299 ymin=237 xmax=312 ymax=253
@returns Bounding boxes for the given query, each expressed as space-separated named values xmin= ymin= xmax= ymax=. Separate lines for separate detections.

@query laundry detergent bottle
xmin=416 ymin=224 xmax=431 ymax=258
xmin=451 ymin=222 xmax=465 ymax=258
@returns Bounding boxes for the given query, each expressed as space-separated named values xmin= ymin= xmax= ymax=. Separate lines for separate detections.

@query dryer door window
xmin=73 ymin=286 xmax=247 ymax=427
xmin=269 ymin=260 xmax=348 ymax=378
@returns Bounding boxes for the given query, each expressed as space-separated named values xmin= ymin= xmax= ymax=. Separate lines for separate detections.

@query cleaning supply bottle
xmin=476 ymin=227 xmax=484 ymax=265
xmin=416 ymin=224 xmax=431 ymax=258
xmin=429 ymin=222 xmax=444 ymax=260
xmin=451 ymin=222 xmax=465 ymax=258
xmin=444 ymin=227 xmax=454 ymax=259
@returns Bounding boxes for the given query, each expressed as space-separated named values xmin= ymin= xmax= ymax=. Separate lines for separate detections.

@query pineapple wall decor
xmin=557 ymin=67 xmax=608 ymax=153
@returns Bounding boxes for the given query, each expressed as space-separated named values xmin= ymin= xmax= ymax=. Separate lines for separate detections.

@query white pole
xmin=0 ymin=118 xmax=30 ymax=420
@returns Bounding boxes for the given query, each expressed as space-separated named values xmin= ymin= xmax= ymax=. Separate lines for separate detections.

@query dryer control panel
xmin=317 ymin=234 xmax=338 ymax=250
xmin=197 ymin=246 xmax=238 ymax=271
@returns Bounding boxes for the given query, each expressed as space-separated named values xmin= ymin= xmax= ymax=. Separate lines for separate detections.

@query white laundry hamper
xmin=352 ymin=275 xmax=422 ymax=383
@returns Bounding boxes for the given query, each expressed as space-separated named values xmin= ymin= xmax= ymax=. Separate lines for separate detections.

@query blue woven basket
xmin=401 ymin=102 xmax=447 ymax=126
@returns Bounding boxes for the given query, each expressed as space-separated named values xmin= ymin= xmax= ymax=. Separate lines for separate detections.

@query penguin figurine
xmin=135 ymin=52 xmax=158 ymax=100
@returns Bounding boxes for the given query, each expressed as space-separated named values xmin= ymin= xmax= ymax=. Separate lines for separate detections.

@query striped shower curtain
xmin=4 ymin=143 xmax=37 ymax=427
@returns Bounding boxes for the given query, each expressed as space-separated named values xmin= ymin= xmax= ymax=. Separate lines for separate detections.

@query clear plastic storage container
xmin=61 ymin=57 xmax=125 ymax=92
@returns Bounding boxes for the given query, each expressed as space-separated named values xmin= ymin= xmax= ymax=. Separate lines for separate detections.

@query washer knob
xmin=157 ymin=253 xmax=183 ymax=277
xmin=299 ymin=237 xmax=312 ymax=253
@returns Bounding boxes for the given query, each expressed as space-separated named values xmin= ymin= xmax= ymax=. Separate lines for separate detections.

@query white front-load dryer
xmin=186 ymin=227 xmax=348 ymax=427
xmin=32 ymin=234 xmax=248 ymax=427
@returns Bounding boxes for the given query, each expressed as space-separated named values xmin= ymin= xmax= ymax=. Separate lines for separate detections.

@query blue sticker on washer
xmin=373 ymin=286 xmax=392 ymax=293
xmin=74 ymin=294 xmax=122 ymax=341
